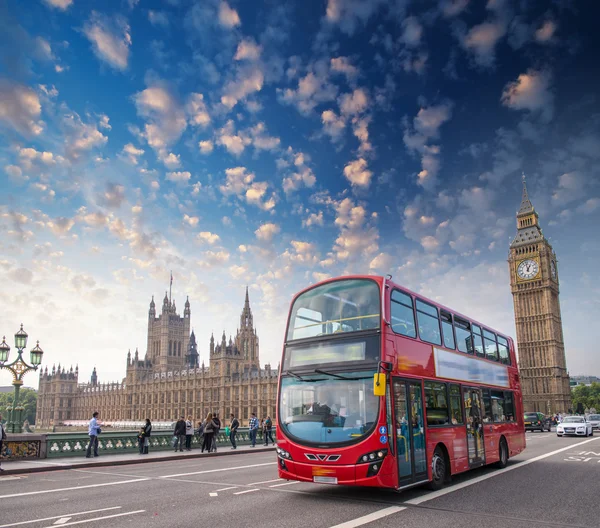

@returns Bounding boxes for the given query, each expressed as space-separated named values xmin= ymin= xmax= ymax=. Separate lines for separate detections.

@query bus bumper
xmin=277 ymin=456 xmax=396 ymax=488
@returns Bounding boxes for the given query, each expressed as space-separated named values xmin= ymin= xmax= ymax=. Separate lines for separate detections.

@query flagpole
xmin=169 ymin=271 xmax=173 ymax=305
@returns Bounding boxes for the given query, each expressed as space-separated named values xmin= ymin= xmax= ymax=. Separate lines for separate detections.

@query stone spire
xmin=511 ymin=173 xmax=544 ymax=248
xmin=240 ymin=286 xmax=253 ymax=330
xmin=518 ymin=173 xmax=534 ymax=215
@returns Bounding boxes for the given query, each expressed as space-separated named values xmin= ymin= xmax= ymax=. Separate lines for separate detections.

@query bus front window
xmin=279 ymin=370 xmax=379 ymax=446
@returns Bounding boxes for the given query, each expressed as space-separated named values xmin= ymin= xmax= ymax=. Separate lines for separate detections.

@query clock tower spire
xmin=508 ymin=175 xmax=571 ymax=414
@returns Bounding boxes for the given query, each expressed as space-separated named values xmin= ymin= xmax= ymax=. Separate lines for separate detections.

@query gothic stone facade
xmin=508 ymin=178 xmax=571 ymax=414
xmin=36 ymin=289 xmax=278 ymax=427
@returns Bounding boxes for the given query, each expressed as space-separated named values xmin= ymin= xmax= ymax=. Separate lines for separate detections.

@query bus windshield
xmin=287 ymin=279 xmax=380 ymax=341
xmin=279 ymin=370 xmax=379 ymax=446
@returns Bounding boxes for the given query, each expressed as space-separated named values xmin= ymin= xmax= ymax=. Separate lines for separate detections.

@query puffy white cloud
xmin=343 ymin=158 xmax=373 ymax=187
xmin=551 ymin=172 xmax=586 ymax=206
xmin=280 ymin=148 xmax=317 ymax=194
xmin=501 ymin=69 xmax=554 ymax=122
xmin=369 ymin=252 xmax=393 ymax=271
xmin=303 ymin=211 xmax=324 ymax=228
xmin=216 ymin=120 xmax=251 ymax=156
xmin=234 ymin=38 xmax=262 ymax=61
xmin=248 ymin=122 xmax=280 ymax=151
xmin=400 ymin=16 xmax=423 ymax=48
xmin=18 ymin=147 xmax=62 ymax=167
xmin=322 ymin=109 xmax=346 ymax=141
xmin=47 ymin=217 xmax=76 ymax=236
xmin=219 ymin=167 xmax=277 ymax=211
xmin=199 ymin=140 xmax=214 ymax=154
xmin=339 ymin=88 xmax=368 ymax=116
xmin=183 ymin=214 xmax=199 ymax=227
xmin=220 ymin=166 xmax=254 ymax=195
xmin=255 ymin=222 xmax=280 ymax=242
xmin=330 ymin=57 xmax=358 ymax=81
xmin=218 ymin=1 xmax=241 ymax=28
xmin=83 ymin=12 xmax=132 ymax=71
xmin=352 ymin=117 xmax=372 ymax=153
xmin=5 ymin=165 xmax=27 ymax=184
xmin=166 ymin=171 xmax=191 ymax=183
xmin=278 ymin=62 xmax=338 ymax=115
xmin=325 ymin=0 xmax=387 ymax=36
xmin=102 ymin=183 xmax=126 ymax=208
xmin=221 ymin=66 xmax=264 ymax=109
xmin=461 ymin=20 xmax=506 ymax=68
xmin=43 ymin=0 xmax=73 ymax=9
xmin=63 ymin=112 xmax=108 ymax=161
xmin=197 ymin=250 xmax=230 ymax=268
xmin=577 ymin=198 xmax=600 ymax=214
xmin=187 ymin=93 xmax=211 ymax=128
xmin=122 ymin=143 xmax=144 ymax=164
xmin=197 ymin=232 xmax=221 ymax=244
xmin=0 ymin=81 xmax=43 ymax=136
xmin=440 ymin=0 xmax=469 ymax=17
xmin=535 ymin=20 xmax=556 ymax=43
xmin=162 ymin=152 xmax=181 ymax=169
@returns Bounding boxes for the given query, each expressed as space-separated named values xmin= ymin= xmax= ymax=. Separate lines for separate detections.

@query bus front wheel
xmin=428 ymin=446 xmax=448 ymax=491
xmin=496 ymin=437 xmax=509 ymax=469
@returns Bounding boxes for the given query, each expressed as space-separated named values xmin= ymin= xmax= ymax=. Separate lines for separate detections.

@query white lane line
xmin=209 ymin=493 xmax=218 ymax=497
xmin=52 ymin=519 xmax=71 ymax=525
xmin=0 ymin=509 xmax=122 ymax=528
xmin=0 ymin=479 xmax=150 ymax=500
xmin=405 ymin=436 xmax=600 ymax=506
xmin=160 ymin=462 xmax=275 ymax=478
xmin=39 ymin=510 xmax=145 ymax=528
xmin=247 ymin=478 xmax=282 ymax=485
xmin=328 ymin=507 xmax=406 ymax=528
xmin=233 ymin=489 xmax=260 ymax=495
xmin=215 ymin=486 xmax=238 ymax=491
xmin=269 ymin=481 xmax=301 ymax=487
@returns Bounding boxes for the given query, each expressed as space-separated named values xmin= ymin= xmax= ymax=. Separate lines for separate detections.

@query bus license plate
xmin=314 ymin=476 xmax=338 ymax=484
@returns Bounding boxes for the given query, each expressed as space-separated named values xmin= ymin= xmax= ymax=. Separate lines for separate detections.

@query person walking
xmin=201 ymin=412 xmax=216 ymax=453
xmin=229 ymin=413 xmax=239 ymax=450
xmin=249 ymin=412 xmax=259 ymax=447
xmin=185 ymin=416 xmax=194 ymax=451
xmin=0 ymin=413 xmax=6 ymax=472
xmin=85 ymin=411 xmax=101 ymax=458
xmin=174 ymin=416 xmax=186 ymax=452
xmin=264 ymin=415 xmax=274 ymax=446
xmin=212 ymin=412 xmax=221 ymax=453
xmin=138 ymin=418 xmax=152 ymax=454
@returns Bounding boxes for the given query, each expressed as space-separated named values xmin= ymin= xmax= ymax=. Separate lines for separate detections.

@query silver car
xmin=587 ymin=414 xmax=600 ymax=430
xmin=557 ymin=416 xmax=594 ymax=437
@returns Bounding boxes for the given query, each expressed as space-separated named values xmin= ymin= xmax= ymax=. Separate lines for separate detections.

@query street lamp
xmin=0 ymin=325 xmax=44 ymax=434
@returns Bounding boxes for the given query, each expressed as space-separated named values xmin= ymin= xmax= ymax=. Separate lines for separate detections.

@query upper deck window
xmin=287 ymin=279 xmax=380 ymax=341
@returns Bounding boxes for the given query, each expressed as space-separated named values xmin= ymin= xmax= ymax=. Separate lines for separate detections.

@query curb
xmin=0 ymin=446 xmax=276 ymax=476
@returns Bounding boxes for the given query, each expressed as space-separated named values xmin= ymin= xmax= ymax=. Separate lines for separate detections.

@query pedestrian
xmin=0 ymin=413 xmax=6 ymax=472
xmin=174 ymin=416 xmax=186 ymax=452
xmin=201 ymin=412 xmax=216 ymax=453
xmin=185 ymin=415 xmax=194 ymax=451
xmin=249 ymin=412 xmax=259 ymax=447
xmin=212 ymin=412 xmax=221 ymax=453
xmin=229 ymin=413 xmax=239 ymax=450
xmin=264 ymin=415 xmax=274 ymax=446
xmin=85 ymin=411 xmax=101 ymax=458
xmin=139 ymin=418 xmax=152 ymax=454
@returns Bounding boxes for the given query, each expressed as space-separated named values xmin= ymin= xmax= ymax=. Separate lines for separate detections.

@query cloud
xmin=278 ymin=61 xmax=337 ymax=115
xmin=322 ymin=110 xmax=346 ymax=141
xmin=197 ymin=250 xmax=230 ymax=268
xmin=197 ymin=232 xmax=221 ymax=244
xmin=221 ymin=66 xmax=264 ymax=109
xmin=330 ymin=57 xmax=358 ymax=82
xmin=343 ymin=158 xmax=373 ymax=188
xmin=187 ymin=93 xmax=211 ymax=128
xmin=102 ymin=183 xmax=126 ymax=208
xmin=5 ymin=165 xmax=27 ymax=184
xmin=535 ymin=20 xmax=557 ymax=43
xmin=440 ymin=0 xmax=470 ymax=17
xmin=43 ymin=0 xmax=73 ymax=9
xmin=577 ymin=198 xmax=600 ymax=214
xmin=220 ymin=167 xmax=277 ymax=211
xmin=303 ymin=211 xmax=324 ymax=228
xmin=461 ymin=20 xmax=507 ymax=68
xmin=199 ymin=140 xmax=214 ymax=154
xmin=218 ymin=1 xmax=241 ymax=28
xmin=183 ymin=214 xmax=199 ymax=227
xmin=339 ymin=88 xmax=368 ymax=116
xmin=255 ymin=222 xmax=280 ymax=242
xmin=216 ymin=120 xmax=251 ymax=156
xmin=280 ymin=148 xmax=317 ymax=194
xmin=83 ymin=12 xmax=132 ymax=71
xmin=234 ymin=38 xmax=262 ymax=61
xmin=324 ymin=0 xmax=386 ymax=36
xmin=122 ymin=143 xmax=144 ymax=164
xmin=8 ymin=267 xmax=34 ymax=285
xmin=369 ymin=252 xmax=393 ymax=271
xmin=166 ymin=171 xmax=191 ymax=183
xmin=501 ymin=69 xmax=554 ymax=122
xmin=63 ymin=112 xmax=108 ymax=161
xmin=47 ymin=217 xmax=76 ymax=236
xmin=148 ymin=10 xmax=169 ymax=28
xmin=399 ymin=16 xmax=423 ymax=48
xmin=0 ymin=81 xmax=43 ymax=136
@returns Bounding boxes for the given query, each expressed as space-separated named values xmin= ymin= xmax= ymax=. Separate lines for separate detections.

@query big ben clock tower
xmin=508 ymin=176 xmax=571 ymax=414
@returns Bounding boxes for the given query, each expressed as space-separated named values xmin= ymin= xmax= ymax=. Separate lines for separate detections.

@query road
xmin=1 ymin=432 xmax=599 ymax=528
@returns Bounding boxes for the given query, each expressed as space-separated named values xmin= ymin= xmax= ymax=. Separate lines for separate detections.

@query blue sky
xmin=1 ymin=0 xmax=599 ymax=387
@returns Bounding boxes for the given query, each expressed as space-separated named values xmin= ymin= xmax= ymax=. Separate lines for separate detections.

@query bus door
xmin=463 ymin=386 xmax=485 ymax=468
xmin=392 ymin=378 xmax=428 ymax=487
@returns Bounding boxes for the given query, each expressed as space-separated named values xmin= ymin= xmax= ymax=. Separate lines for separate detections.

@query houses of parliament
xmin=35 ymin=288 xmax=278 ymax=427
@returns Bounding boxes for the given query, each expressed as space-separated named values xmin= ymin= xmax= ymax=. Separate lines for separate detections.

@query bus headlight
xmin=276 ymin=447 xmax=293 ymax=460
xmin=357 ymin=449 xmax=387 ymax=464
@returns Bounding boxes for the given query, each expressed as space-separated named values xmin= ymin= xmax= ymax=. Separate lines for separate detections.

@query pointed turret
xmin=91 ymin=367 xmax=98 ymax=386
xmin=511 ymin=173 xmax=544 ymax=248
xmin=186 ymin=329 xmax=199 ymax=368
xmin=149 ymin=295 xmax=156 ymax=319
xmin=518 ymin=173 xmax=534 ymax=215
xmin=240 ymin=286 xmax=253 ymax=329
xmin=184 ymin=296 xmax=190 ymax=318
xmin=210 ymin=332 xmax=215 ymax=356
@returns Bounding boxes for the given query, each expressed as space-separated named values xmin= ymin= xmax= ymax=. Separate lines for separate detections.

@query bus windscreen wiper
xmin=284 ymin=370 xmax=322 ymax=382
xmin=314 ymin=369 xmax=371 ymax=381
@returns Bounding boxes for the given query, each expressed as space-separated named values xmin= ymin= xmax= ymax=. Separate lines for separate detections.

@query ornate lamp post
xmin=0 ymin=325 xmax=44 ymax=434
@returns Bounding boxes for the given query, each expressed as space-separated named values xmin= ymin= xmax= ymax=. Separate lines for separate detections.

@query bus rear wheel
xmin=428 ymin=446 xmax=448 ymax=491
xmin=496 ymin=438 xmax=508 ymax=469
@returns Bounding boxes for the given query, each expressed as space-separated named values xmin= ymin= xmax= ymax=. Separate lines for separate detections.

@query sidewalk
xmin=0 ymin=444 xmax=277 ymax=476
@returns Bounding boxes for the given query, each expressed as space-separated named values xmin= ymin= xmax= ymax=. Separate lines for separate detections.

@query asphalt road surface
xmin=1 ymin=432 xmax=599 ymax=528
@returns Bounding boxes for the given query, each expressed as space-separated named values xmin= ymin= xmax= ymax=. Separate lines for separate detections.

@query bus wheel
xmin=496 ymin=438 xmax=508 ymax=469
xmin=428 ymin=446 xmax=447 ymax=491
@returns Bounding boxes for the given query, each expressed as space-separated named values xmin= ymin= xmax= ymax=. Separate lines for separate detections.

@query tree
xmin=571 ymin=382 xmax=600 ymax=413
xmin=0 ymin=388 xmax=38 ymax=424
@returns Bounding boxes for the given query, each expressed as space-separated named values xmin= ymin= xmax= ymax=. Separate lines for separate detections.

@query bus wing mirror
xmin=374 ymin=373 xmax=386 ymax=396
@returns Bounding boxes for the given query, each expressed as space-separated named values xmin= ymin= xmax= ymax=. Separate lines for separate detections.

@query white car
xmin=587 ymin=414 xmax=600 ymax=430
xmin=557 ymin=416 xmax=594 ymax=437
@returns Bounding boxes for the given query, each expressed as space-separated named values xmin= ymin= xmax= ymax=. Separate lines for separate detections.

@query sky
xmin=1 ymin=0 xmax=599 ymax=389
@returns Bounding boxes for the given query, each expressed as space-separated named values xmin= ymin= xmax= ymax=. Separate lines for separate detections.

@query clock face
xmin=551 ymin=260 xmax=557 ymax=279
xmin=517 ymin=259 xmax=539 ymax=280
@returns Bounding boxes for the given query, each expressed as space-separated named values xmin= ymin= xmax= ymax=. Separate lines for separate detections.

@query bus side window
xmin=471 ymin=324 xmax=485 ymax=358
xmin=482 ymin=389 xmax=492 ymax=423
xmin=497 ymin=336 xmax=510 ymax=365
xmin=390 ymin=290 xmax=416 ymax=338
xmin=416 ymin=299 xmax=442 ymax=346
xmin=483 ymin=329 xmax=498 ymax=362
xmin=504 ymin=391 xmax=515 ymax=422
xmin=449 ymin=384 xmax=463 ymax=424
xmin=440 ymin=310 xmax=455 ymax=350
xmin=454 ymin=318 xmax=472 ymax=354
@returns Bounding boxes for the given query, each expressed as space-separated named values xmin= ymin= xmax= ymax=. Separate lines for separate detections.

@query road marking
xmin=327 ymin=507 xmax=406 ymax=528
xmin=53 ymin=519 xmax=71 ymax=525
xmin=209 ymin=492 xmax=218 ymax=497
xmin=269 ymin=481 xmax=301 ymax=487
xmin=0 ymin=479 xmax=150 ymax=500
xmin=0 ymin=508 xmax=122 ymax=528
xmin=233 ymin=489 xmax=260 ymax=495
xmin=160 ymin=462 xmax=275 ymax=478
xmin=38 ymin=510 xmax=145 ymax=528
xmin=405 ymin=436 xmax=600 ymax=505
xmin=247 ymin=478 xmax=281 ymax=485
xmin=215 ymin=486 xmax=238 ymax=491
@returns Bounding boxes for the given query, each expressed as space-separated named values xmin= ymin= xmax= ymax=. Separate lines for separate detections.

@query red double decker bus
xmin=276 ymin=276 xmax=525 ymax=491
